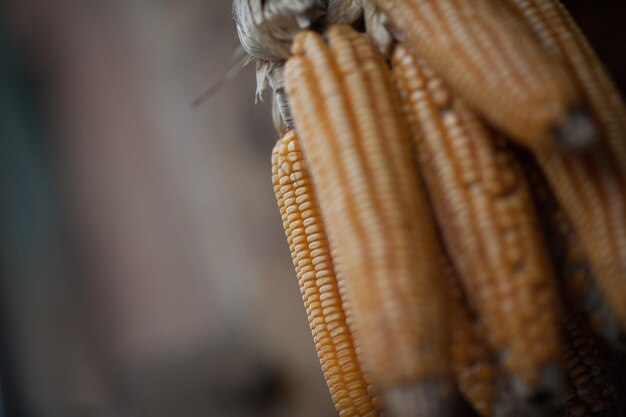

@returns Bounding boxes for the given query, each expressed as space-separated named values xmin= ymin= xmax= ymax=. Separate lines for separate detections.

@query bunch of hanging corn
xmin=234 ymin=0 xmax=626 ymax=416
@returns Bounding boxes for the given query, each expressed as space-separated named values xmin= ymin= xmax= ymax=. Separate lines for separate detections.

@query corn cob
xmin=451 ymin=305 xmax=626 ymax=417
xmin=447 ymin=257 xmax=532 ymax=417
xmin=447 ymin=246 xmax=626 ymax=417
xmin=393 ymin=44 xmax=564 ymax=402
xmin=502 ymin=0 xmax=626 ymax=165
xmin=272 ymin=130 xmax=380 ymax=417
xmin=557 ymin=313 xmax=626 ymax=417
xmin=501 ymin=0 xmax=626 ymax=339
xmin=373 ymin=0 xmax=589 ymax=150
xmin=521 ymin=156 xmax=625 ymax=345
xmin=445 ymin=258 xmax=499 ymax=417
xmin=285 ymin=25 xmax=452 ymax=417
xmin=517 ymin=153 xmax=626 ymax=415
xmin=516 ymin=158 xmax=626 ymax=417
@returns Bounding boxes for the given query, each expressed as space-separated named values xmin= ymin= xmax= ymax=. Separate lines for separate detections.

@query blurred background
xmin=0 ymin=1 xmax=623 ymax=416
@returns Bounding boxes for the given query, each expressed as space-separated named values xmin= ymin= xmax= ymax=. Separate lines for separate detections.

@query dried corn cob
xmin=521 ymin=156 xmax=625 ymax=345
xmin=503 ymin=0 xmax=626 ymax=163
xmin=556 ymin=313 xmax=626 ymax=417
xmin=393 ymin=44 xmax=564 ymax=402
xmin=445 ymin=258 xmax=499 ymax=417
xmin=374 ymin=0 xmax=590 ymax=150
xmin=446 ymin=258 xmax=534 ymax=417
xmin=510 ymin=157 xmax=626 ymax=417
xmin=502 ymin=0 xmax=626 ymax=339
xmin=285 ymin=25 xmax=452 ymax=417
xmin=451 ymin=304 xmax=626 ymax=417
xmin=272 ymin=130 xmax=380 ymax=417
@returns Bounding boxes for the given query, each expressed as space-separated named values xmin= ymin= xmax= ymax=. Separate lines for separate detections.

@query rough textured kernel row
xmin=272 ymin=130 xmax=380 ymax=417
xmin=503 ymin=0 xmax=626 ymax=335
xmin=392 ymin=44 xmax=563 ymax=391
xmin=284 ymin=24 xmax=451 ymax=413
xmin=373 ymin=0 xmax=579 ymax=149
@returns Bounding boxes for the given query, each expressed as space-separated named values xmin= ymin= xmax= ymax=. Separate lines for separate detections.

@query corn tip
xmin=511 ymin=362 xmax=566 ymax=410
xmin=553 ymin=108 xmax=598 ymax=151
xmin=384 ymin=379 xmax=457 ymax=417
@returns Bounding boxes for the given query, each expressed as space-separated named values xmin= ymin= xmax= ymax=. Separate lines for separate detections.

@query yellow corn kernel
xmin=272 ymin=130 xmax=380 ymax=417
xmin=285 ymin=25 xmax=452 ymax=416
xmin=374 ymin=0 xmax=582 ymax=149
xmin=503 ymin=0 xmax=626 ymax=338
xmin=393 ymin=44 xmax=564 ymax=399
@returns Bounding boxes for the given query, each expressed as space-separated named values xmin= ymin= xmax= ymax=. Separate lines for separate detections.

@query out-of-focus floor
xmin=0 ymin=1 xmax=623 ymax=417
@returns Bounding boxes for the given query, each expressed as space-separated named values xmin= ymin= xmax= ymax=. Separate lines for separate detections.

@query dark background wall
xmin=565 ymin=0 xmax=626 ymax=92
